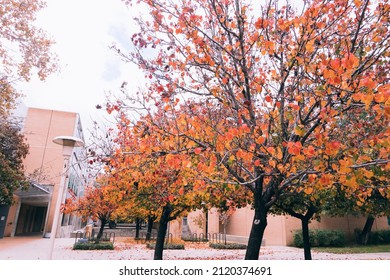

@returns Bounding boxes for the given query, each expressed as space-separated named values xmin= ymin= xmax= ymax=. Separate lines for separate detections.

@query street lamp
xmin=48 ymin=136 xmax=84 ymax=259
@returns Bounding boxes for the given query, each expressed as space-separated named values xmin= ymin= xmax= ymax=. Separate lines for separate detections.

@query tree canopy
xmin=96 ymin=0 xmax=390 ymax=260
xmin=0 ymin=0 xmax=57 ymax=116
xmin=0 ymin=118 xmax=29 ymax=205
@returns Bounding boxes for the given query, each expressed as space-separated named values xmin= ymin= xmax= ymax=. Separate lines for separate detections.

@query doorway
xmin=15 ymin=204 xmax=47 ymax=236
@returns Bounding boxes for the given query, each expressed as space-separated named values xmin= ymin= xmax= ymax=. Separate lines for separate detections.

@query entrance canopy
xmin=14 ymin=182 xmax=53 ymax=205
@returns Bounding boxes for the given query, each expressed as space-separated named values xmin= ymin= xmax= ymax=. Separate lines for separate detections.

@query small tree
xmin=62 ymin=179 xmax=120 ymax=241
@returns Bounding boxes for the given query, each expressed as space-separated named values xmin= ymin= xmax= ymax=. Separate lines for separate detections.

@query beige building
xmin=3 ymin=106 xmax=87 ymax=238
xmin=175 ymin=207 xmax=389 ymax=246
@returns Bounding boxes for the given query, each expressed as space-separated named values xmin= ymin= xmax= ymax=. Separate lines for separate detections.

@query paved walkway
xmin=0 ymin=236 xmax=389 ymax=260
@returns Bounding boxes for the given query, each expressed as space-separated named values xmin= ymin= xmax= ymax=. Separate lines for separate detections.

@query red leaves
xmin=287 ymin=141 xmax=302 ymax=156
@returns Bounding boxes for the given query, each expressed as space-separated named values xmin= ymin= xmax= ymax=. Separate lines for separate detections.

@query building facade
xmin=3 ymin=107 xmax=87 ymax=238
xmin=179 ymin=207 xmax=390 ymax=245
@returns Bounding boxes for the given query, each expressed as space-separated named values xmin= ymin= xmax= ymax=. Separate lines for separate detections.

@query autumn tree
xmin=0 ymin=0 xmax=57 ymax=116
xmin=0 ymin=118 xmax=29 ymax=205
xmin=105 ymin=108 xmax=205 ymax=260
xmin=117 ymin=0 xmax=390 ymax=260
xmin=273 ymin=106 xmax=390 ymax=260
xmin=62 ymin=176 xmax=121 ymax=241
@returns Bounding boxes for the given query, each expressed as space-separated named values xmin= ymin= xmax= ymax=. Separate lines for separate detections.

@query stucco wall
xmin=186 ymin=205 xmax=390 ymax=246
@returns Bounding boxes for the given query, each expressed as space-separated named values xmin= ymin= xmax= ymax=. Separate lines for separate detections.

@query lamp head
xmin=53 ymin=136 xmax=84 ymax=157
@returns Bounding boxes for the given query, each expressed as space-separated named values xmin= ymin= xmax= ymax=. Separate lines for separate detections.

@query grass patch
xmin=313 ymin=244 xmax=390 ymax=254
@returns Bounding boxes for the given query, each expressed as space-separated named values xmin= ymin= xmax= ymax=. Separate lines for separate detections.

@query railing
xmin=74 ymin=230 xmax=115 ymax=245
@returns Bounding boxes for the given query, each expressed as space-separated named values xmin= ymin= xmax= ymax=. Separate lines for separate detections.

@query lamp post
xmin=48 ymin=136 xmax=84 ymax=259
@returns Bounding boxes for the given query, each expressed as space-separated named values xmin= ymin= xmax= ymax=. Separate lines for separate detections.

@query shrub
xmin=209 ymin=243 xmax=247 ymax=249
xmin=355 ymin=229 xmax=390 ymax=245
xmin=146 ymin=243 xmax=185 ymax=250
xmin=73 ymin=241 xmax=114 ymax=250
xmin=293 ymin=230 xmax=317 ymax=247
xmin=293 ymin=230 xmax=346 ymax=247
xmin=181 ymin=236 xmax=209 ymax=242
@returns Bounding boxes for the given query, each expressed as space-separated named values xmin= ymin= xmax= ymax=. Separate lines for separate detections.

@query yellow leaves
xmin=362 ymin=169 xmax=374 ymax=179
xmin=294 ymin=125 xmax=306 ymax=137
xmin=339 ymin=158 xmax=352 ymax=174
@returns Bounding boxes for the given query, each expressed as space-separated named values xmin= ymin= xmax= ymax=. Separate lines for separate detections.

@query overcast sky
xmin=18 ymin=0 xmax=145 ymax=141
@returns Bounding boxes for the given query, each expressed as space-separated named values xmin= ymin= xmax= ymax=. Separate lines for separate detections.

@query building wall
xmin=184 ymin=206 xmax=389 ymax=246
xmin=5 ymin=107 xmax=87 ymax=237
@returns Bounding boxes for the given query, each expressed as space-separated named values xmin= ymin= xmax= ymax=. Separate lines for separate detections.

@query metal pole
xmin=48 ymin=155 xmax=70 ymax=259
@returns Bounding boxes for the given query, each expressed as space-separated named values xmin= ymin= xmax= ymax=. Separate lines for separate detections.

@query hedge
xmin=354 ymin=229 xmax=390 ymax=245
xmin=209 ymin=243 xmax=247 ymax=249
xmin=73 ymin=241 xmax=114 ymax=250
xmin=293 ymin=229 xmax=346 ymax=247
xmin=146 ymin=243 xmax=185 ymax=250
xmin=181 ymin=236 xmax=209 ymax=242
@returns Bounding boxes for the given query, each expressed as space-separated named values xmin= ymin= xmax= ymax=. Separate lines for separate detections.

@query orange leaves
xmin=117 ymin=0 xmax=390 ymax=223
xmin=287 ymin=141 xmax=302 ymax=156
xmin=319 ymin=173 xmax=333 ymax=187
xmin=339 ymin=158 xmax=352 ymax=174
xmin=303 ymin=145 xmax=316 ymax=158
xmin=322 ymin=53 xmax=360 ymax=86
xmin=256 ymin=136 xmax=266 ymax=145
xmin=324 ymin=142 xmax=342 ymax=156
xmin=341 ymin=53 xmax=359 ymax=70
xmin=254 ymin=17 xmax=269 ymax=29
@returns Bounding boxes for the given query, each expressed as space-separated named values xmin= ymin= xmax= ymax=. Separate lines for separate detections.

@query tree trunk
xmin=223 ymin=223 xmax=227 ymax=245
xmin=245 ymin=198 xmax=268 ymax=260
xmin=146 ymin=216 xmax=155 ymax=241
xmin=154 ymin=204 xmax=172 ymax=260
xmin=359 ymin=215 xmax=375 ymax=245
xmin=301 ymin=218 xmax=312 ymax=260
xmin=97 ymin=218 xmax=107 ymax=241
xmin=135 ymin=218 xmax=141 ymax=239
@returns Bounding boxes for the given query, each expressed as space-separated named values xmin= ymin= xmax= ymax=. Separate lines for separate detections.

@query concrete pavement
xmin=0 ymin=235 xmax=389 ymax=260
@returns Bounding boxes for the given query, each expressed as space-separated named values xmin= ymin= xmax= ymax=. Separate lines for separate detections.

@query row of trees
xmin=64 ymin=0 xmax=389 ymax=260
